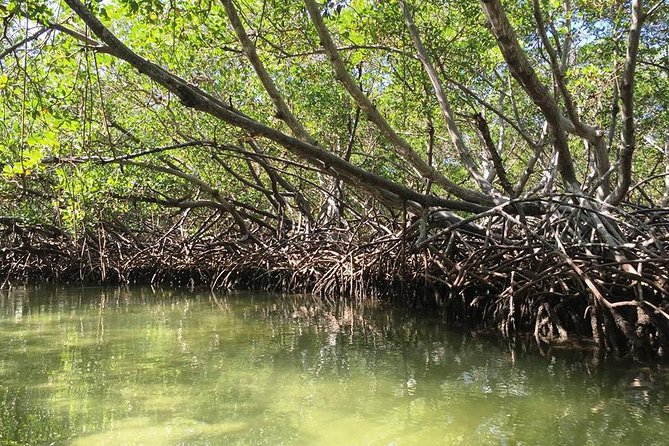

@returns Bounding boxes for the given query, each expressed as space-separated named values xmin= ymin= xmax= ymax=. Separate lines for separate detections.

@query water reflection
xmin=0 ymin=286 xmax=667 ymax=445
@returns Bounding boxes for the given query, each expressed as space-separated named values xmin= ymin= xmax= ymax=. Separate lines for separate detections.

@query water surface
xmin=0 ymin=287 xmax=667 ymax=445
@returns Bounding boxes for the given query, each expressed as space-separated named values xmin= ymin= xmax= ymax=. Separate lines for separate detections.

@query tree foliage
xmin=1 ymin=0 xmax=667 ymax=223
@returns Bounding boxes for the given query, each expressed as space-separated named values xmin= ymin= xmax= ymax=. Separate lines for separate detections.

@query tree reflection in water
xmin=0 ymin=286 xmax=667 ymax=445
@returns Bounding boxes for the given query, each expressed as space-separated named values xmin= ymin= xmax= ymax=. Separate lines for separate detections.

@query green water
xmin=0 ymin=287 xmax=667 ymax=445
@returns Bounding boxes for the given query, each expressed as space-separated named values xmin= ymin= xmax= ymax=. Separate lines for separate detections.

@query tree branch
xmin=480 ymin=0 xmax=580 ymax=191
xmin=609 ymin=0 xmax=645 ymax=204
xmin=221 ymin=0 xmax=316 ymax=144
xmin=532 ymin=0 xmax=610 ymax=195
xmin=62 ymin=0 xmax=489 ymax=215
xmin=0 ymin=27 xmax=50 ymax=61
xmin=399 ymin=0 xmax=494 ymax=196
xmin=303 ymin=0 xmax=494 ymax=206
xmin=473 ymin=112 xmax=515 ymax=197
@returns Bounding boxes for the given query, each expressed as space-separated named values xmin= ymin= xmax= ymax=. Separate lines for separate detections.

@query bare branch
xmin=441 ymin=72 xmax=537 ymax=149
xmin=480 ymin=0 xmax=580 ymax=191
xmin=49 ymin=23 xmax=111 ymax=53
xmin=121 ymin=159 xmax=252 ymax=237
xmin=399 ymin=0 xmax=494 ymax=196
xmin=303 ymin=0 xmax=494 ymax=206
xmin=0 ymin=27 xmax=49 ymax=61
xmin=473 ymin=113 xmax=515 ymax=197
xmin=609 ymin=0 xmax=645 ymax=204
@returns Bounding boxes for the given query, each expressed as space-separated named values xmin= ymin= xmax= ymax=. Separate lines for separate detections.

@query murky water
xmin=0 ymin=287 xmax=667 ymax=445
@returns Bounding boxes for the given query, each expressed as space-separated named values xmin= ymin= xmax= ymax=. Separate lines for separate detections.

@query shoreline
xmin=2 ymin=213 xmax=668 ymax=364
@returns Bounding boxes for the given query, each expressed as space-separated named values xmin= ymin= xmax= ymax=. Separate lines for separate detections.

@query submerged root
xmin=1 ymin=196 xmax=668 ymax=361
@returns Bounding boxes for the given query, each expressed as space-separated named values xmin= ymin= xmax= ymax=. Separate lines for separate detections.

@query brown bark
xmin=473 ymin=113 xmax=515 ymax=197
xmin=480 ymin=0 xmax=580 ymax=192
xmin=609 ymin=0 xmax=645 ymax=205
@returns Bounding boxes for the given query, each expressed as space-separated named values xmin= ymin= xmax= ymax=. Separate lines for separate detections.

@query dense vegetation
xmin=1 ymin=0 xmax=669 ymax=361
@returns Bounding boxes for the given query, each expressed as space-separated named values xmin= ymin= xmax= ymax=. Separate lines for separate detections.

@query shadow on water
xmin=0 ymin=286 xmax=668 ymax=445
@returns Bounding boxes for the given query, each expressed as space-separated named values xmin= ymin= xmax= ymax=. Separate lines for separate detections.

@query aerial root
xmin=1 ymin=196 xmax=668 ymax=360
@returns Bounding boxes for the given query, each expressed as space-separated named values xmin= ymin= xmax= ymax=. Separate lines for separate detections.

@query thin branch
xmin=49 ymin=23 xmax=111 ymax=53
xmin=638 ymin=59 xmax=669 ymax=73
xmin=0 ymin=27 xmax=50 ymax=61
xmin=303 ymin=0 xmax=493 ymax=206
xmin=473 ymin=112 xmax=515 ymax=197
xmin=645 ymin=0 xmax=666 ymax=18
xmin=480 ymin=0 xmax=580 ymax=191
xmin=399 ymin=0 xmax=494 ymax=196
xmin=442 ymin=72 xmax=537 ymax=149
xmin=126 ymin=160 xmax=253 ymax=238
